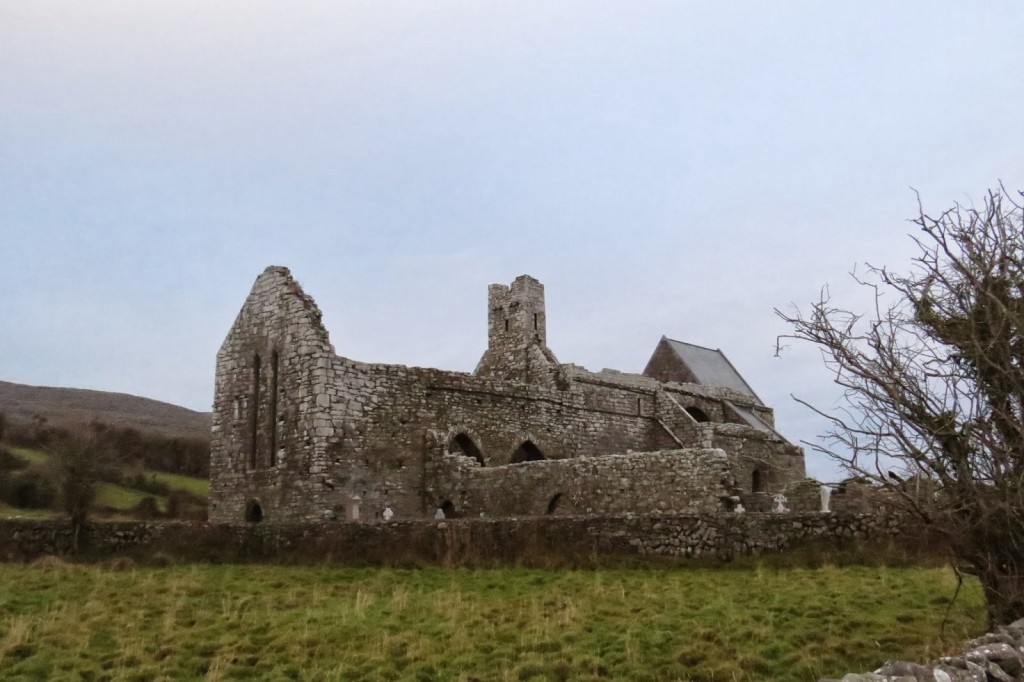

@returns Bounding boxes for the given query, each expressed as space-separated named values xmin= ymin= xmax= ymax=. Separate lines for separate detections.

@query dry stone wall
xmin=0 ymin=511 xmax=906 ymax=564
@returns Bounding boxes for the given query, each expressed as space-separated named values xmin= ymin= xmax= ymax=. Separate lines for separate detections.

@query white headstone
xmin=382 ymin=507 xmax=394 ymax=521
xmin=772 ymin=493 xmax=788 ymax=513
xmin=434 ymin=508 xmax=446 ymax=521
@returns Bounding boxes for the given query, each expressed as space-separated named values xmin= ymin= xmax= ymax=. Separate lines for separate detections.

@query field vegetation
xmin=0 ymin=561 xmax=985 ymax=681
xmin=0 ymin=415 xmax=209 ymax=522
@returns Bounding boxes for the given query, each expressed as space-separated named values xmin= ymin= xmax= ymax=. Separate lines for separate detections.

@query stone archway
xmin=510 ymin=440 xmax=544 ymax=464
xmin=245 ymin=500 xmax=263 ymax=523
xmin=448 ymin=432 xmax=486 ymax=466
xmin=685 ymin=405 xmax=711 ymax=423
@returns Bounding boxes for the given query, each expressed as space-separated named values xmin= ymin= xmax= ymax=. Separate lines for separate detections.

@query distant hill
xmin=0 ymin=380 xmax=211 ymax=441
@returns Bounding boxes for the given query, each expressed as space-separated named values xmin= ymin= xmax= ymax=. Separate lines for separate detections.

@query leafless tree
xmin=777 ymin=186 xmax=1024 ymax=627
xmin=51 ymin=427 xmax=112 ymax=551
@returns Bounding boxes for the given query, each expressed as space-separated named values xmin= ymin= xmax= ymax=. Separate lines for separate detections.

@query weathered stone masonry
xmin=209 ymin=267 xmax=806 ymax=524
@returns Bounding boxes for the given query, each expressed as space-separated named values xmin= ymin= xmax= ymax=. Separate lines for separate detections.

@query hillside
xmin=0 ymin=380 xmax=211 ymax=441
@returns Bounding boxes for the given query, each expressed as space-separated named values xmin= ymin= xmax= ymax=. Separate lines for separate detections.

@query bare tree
xmin=51 ymin=427 xmax=111 ymax=551
xmin=777 ymin=186 xmax=1024 ymax=627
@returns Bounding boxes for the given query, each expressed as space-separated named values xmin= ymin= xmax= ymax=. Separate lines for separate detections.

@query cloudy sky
xmin=2 ymin=1 xmax=1022 ymax=480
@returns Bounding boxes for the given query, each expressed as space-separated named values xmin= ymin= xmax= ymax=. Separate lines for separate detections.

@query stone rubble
xmin=822 ymin=619 xmax=1024 ymax=682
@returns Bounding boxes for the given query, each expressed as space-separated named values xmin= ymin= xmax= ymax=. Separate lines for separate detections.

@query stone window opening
xmin=546 ymin=493 xmax=563 ymax=515
xmin=504 ymin=319 xmax=509 ymax=332
xmin=245 ymin=500 xmax=263 ymax=523
xmin=752 ymin=469 xmax=765 ymax=494
xmin=269 ymin=349 xmax=279 ymax=467
xmin=440 ymin=500 xmax=457 ymax=518
xmin=510 ymin=440 xmax=545 ymax=464
xmin=685 ymin=406 xmax=711 ymax=423
xmin=449 ymin=433 xmax=486 ymax=466
xmin=533 ymin=313 xmax=538 ymax=330
xmin=250 ymin=353 xmax=261 ymax=469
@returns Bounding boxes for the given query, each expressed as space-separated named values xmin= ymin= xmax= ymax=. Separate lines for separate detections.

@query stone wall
xmin=425 ymin=448 xmax=734 ymax=518
xmin=822 ymin=623 xmax=1024 ymax=681
xmin=0 ymin=512 xmax=908 ymax=565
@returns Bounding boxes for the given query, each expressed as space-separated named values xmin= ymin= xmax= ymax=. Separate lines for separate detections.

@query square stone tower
xmin=474 ymin=275 xmax=561 ymax=386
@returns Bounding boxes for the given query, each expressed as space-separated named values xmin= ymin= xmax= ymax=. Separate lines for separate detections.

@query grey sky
xmin=2 ymin=1 xmax=1022 ymax=481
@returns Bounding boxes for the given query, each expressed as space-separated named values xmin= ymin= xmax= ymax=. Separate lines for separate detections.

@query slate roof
xmin=724 ymin=401 xmax=782 ymax=437
xmin=665 ymin=338 xmax=764 ymax=406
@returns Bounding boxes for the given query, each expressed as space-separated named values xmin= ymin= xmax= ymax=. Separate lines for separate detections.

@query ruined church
xmin=209 ymin=267 xmax=805 ymax=523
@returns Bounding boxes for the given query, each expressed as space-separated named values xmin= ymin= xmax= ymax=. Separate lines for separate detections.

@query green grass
xmin=146 ymin=470 xmax=210 ymax=496
xmin=0 ymin=502 xmax=55 ymax=521
xmin=0 ymin=562 xmax=985 ymax=681
xmin=8 ymin=447 xmax=47 ymax=465
xmin=94 ymin=483 xmax=167 ymax=513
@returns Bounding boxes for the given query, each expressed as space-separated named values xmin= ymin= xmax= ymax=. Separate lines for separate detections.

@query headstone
xmin=347 ymin=496 xmax=361 ymax=521
xmin=820 ymin=485 xmax=832 ymax=513
xmin=434 ymin=508 xmax=445 ymax=521
xmin=382 ymin=507 xmax=394 ymax=521
xmin=772 ymin=493 xmax=788 ymax=513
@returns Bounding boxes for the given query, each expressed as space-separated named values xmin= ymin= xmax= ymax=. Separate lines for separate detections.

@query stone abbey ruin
xmin=209 ymin=267 xmax=808 ymax=524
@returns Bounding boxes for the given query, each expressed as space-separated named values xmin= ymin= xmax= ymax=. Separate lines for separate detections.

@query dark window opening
xmin=269 ymin=350 xmax=279 ymax=466
xmin=449 ymin=433 xmax=486 ymax=466
xmin=546 ymin=493 xmax=563 ymax=515
xmin=685 ymin=406 xmax=711 ymax=423
xmin=533 ymin=313 xmax=538 ymax=330
xmin=510 ymin=440 xmax=545 ymax=464
xmin=504 ymin=319 xmax=509 ymax=332
xmin=245 ymin=500 xmax=263 ymax=523
xmin=440 ymin=500 xmax=457 ymax=518
xmin=637 ymin=397 xmax=642 ymax=415
xmin=752 ymin=469 xmax=765 ymax=494
xmin=250 ymin=353 xmax=261 ymax=469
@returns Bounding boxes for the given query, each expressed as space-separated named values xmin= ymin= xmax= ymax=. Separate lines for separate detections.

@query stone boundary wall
xmin=0 ymin=512 xmax=910 ymax=565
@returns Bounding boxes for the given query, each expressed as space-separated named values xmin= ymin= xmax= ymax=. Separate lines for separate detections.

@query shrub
xmin=0 ymin=469 xmax=57 ymax=509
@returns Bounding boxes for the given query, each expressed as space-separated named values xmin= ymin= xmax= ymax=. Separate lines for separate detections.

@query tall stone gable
xmin=209 ymin=266 xmax=339 ymax=523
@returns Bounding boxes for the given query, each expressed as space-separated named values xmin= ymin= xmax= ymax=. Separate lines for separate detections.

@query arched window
xmin=440 ymin=500 xmax=457 ymax=518
xmin=245 ymin=500 xmax=263 ymax=523
xmin=546 ymin=493 xmax=563 ymax=515
xmin=510 ymin=440 xmax=545 ymax=464
xmin=751 ymin=469 xmax=765 ymax=494
xmin=269 ymin=350 xmax=279 ymax=466
xmin=685 ymin=406 xmax=711 ymax=423
xmin=250 ymin=353 xmax=261 ymax=469
xmin=448 ymin=433 xmax=486 ymax=466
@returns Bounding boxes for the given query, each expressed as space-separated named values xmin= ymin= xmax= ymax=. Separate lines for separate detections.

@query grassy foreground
xmin=0 ymin=562 xmax=984 ymax=681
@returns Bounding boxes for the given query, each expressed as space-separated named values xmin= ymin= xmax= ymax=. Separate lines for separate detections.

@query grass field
xmin=0 ymin=561 xmax=985 ymax=681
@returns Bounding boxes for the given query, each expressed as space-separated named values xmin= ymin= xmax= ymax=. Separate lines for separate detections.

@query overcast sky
xmin=2 ymin=1 xmax=1022 ymax=481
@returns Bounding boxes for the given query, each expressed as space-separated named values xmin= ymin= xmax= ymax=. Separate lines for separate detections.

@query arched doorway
xmin=245 ymin=500 xmax=263 ymax=523
xmin=546 ymin=493 xmax=563 ymax=515
xmin=439 ymin=500 xmax=457 ymax=518
xmin=510 ymin=440 xmax=545 ymax=464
